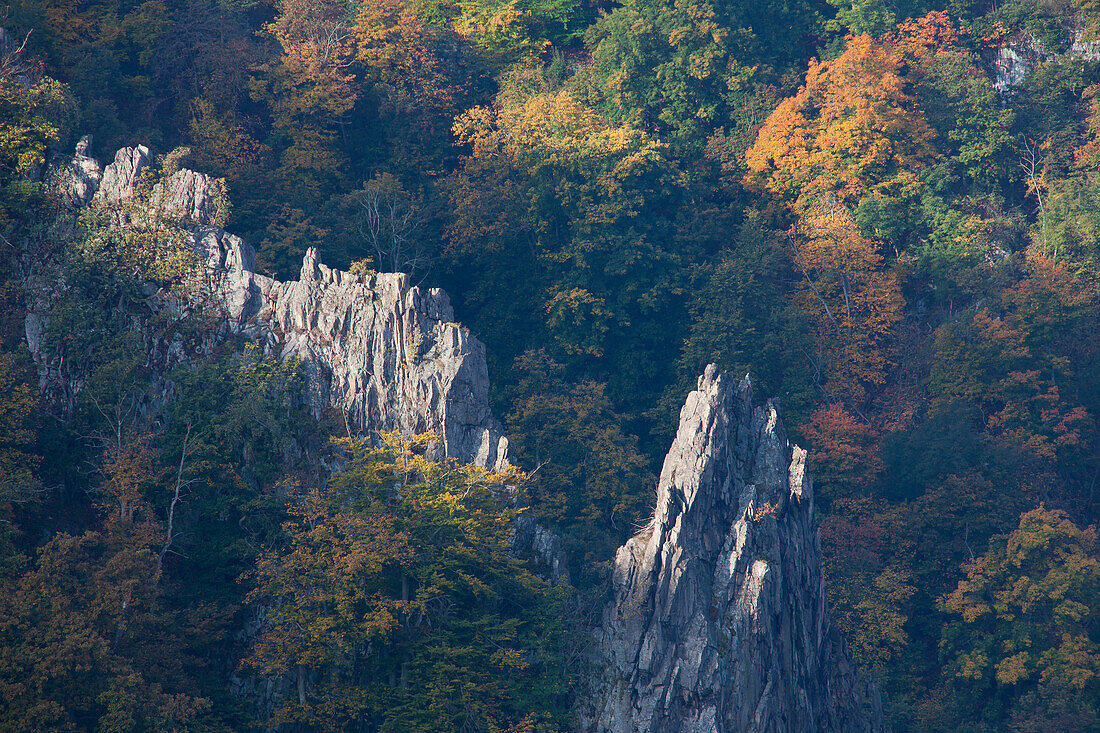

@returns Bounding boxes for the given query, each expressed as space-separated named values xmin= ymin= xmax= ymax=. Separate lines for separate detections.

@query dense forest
xmin=2 ymin=0 xmax=1100 ymax=730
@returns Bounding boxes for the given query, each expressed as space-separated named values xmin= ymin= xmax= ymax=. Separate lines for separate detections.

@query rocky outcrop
xmin=49 ymin=135 xmax=103 ymax=207
xmin=202 ymin=238 xmax=512 ymax=471
xmin=94 ymin=145 xmax=150 ymax=203
xmin=36 ymin=143 xmax=510 ymax=471
xmin=152 ymin=168 xmax=224 ymax=225
xmin=512 ymin=516 xmax=570 ymax=584
xmin=992 ymin=42 xmax=1038 ymax=94
xmin=993 ymin=26 xmax=1100 ymax=95
xmin=585 ymin=366 xmax=883 ymax=733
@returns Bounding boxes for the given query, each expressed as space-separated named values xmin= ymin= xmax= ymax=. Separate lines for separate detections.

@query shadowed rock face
xmin=49 ymin=134 xmax=102 ymax=206
xmin=585 ymin=366 xmax=884 ymax=733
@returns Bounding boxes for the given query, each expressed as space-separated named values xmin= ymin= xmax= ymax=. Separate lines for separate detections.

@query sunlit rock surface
xmin=37 ymin=143 xmax=510 ymax=471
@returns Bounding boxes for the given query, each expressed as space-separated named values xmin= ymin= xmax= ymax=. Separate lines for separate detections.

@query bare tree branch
xmin=159 ymin=420 xmax=192 ymax=574
xmin=356 ymin=175 xmax=429 ymax=275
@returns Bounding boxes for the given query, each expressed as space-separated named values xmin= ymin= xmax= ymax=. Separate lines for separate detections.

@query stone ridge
xmin=585 ymin=365 xmax=884 ymax=733
xmin=42 ymin=144 xmax=511 ymax=471
xmin=209 ymin=241 xmax=511 ymax=471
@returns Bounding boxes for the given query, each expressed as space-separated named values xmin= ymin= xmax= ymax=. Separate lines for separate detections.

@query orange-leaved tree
xmin=929 ymin=255 xmax=1096 ymax=510
xmin=745 ymin=32 xmax=935 ymax=212
xmin=793 ymin=202 xmax=904 ymax=406
xmin=745 ymin=31 xmax=926 ymax=412
xmin=800 ymin=402 xmax=884 ymax=504
xmin=353 ymin=0 xmax=464 ymax=121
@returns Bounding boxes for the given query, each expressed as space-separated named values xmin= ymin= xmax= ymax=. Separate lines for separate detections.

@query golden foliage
xmin=794 ymin=202 xmax=904 ymax=404
xmin=745 ymin=33 xmax=935 ymax=212
xmin=942 ymin=507 xmax=1100 ymax=692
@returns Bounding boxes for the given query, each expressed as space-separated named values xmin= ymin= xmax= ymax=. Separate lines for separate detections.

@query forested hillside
xmin=2 ymin=0 xmax=1099 ymax=730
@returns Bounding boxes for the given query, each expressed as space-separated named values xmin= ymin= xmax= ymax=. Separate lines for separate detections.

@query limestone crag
xmin=38 ymin=144 xmax=510 ymax=471
xmin=152 ymin=168 xmax=224 ymax=225
xmin=993 ymin=24 xmax=1100 ymax=94
xmin=511 ymin=516 xmax=570 ymax=584
xmin=586 ymin=366 xmax=883 ymax=733
xmin=94 ymin=144 xmax=150 ymax=203
xmin=206 ymin=241 xmax=511 ymax=471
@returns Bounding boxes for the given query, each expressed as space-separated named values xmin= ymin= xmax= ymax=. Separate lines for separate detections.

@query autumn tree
xmin=939 ymin=507 xmax=1100 ymax=729
xmin=244 ymin=481 xmax=412 ymax=729
xmin=747 ymin=13 xmax=1015 ymax=298
xmin=503 ymin=350 xmax=654 ymax=575
xmin=353 ymin=0 xmax=465 ymax=121
xmin=244 ymin=434 xmax=573 ymax=731
xmin=744 ymin=31 xmax=931 ymax=410
xmin=350 ymin=0 xmax=488 ymax=182
xmin=793 ymin=203 xmax=904 ymax=406
xmin=250 ymin=0 xmax=359 ymax=275
xmin=448 ymin=88 xmax=690 ymax=408
xmin=0 ymin=428 xmax=221 ymax=731
xmin=929 ymin=256 xmax=1096 ymax=512
xmin=451 ymin=0 xmax=586 ymax=65
xmin=801 ymin=403 xmax=884 ymax=504
xmin=746 ymin=32 xmax=935 ymax=213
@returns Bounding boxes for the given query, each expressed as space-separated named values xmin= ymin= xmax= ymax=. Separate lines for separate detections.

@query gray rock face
xmin=512 ymin=516 xmax=570 ymax=584
xmin=52 ymin=134 xmax=103 ymax=206
xmin=200 ymin=236 xmax=511 ymax=471
xmin=993 ymin=26 xmax=1100 ymax=95
xmin=586 ymin=366 xmax=883 ymax=733
xmin=94 ymin=145 xmax=150 ymax=203
xmin=153 ymin=168 xmax=223 ymax=225
xmin=992 ymin=44 xmax=1035 ymax=94
xmin=35 ymin=142 xmax=510 ymax=471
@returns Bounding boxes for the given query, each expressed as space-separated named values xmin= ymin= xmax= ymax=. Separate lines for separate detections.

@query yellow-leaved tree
xmin=939 ymin=507 xmax=1100 ymax=728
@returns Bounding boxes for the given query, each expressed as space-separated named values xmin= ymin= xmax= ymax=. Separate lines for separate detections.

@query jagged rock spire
xmin=585 ymin=366 xmax=883 ymax=733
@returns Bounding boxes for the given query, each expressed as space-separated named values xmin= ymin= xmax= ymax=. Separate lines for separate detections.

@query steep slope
xmin=586 ymin=366 xmax=883 ymax=733
xmin=33 ymin=143 xmax=510 ymax=470
xmin=35 ymin=145 xmax=878 ymax=728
